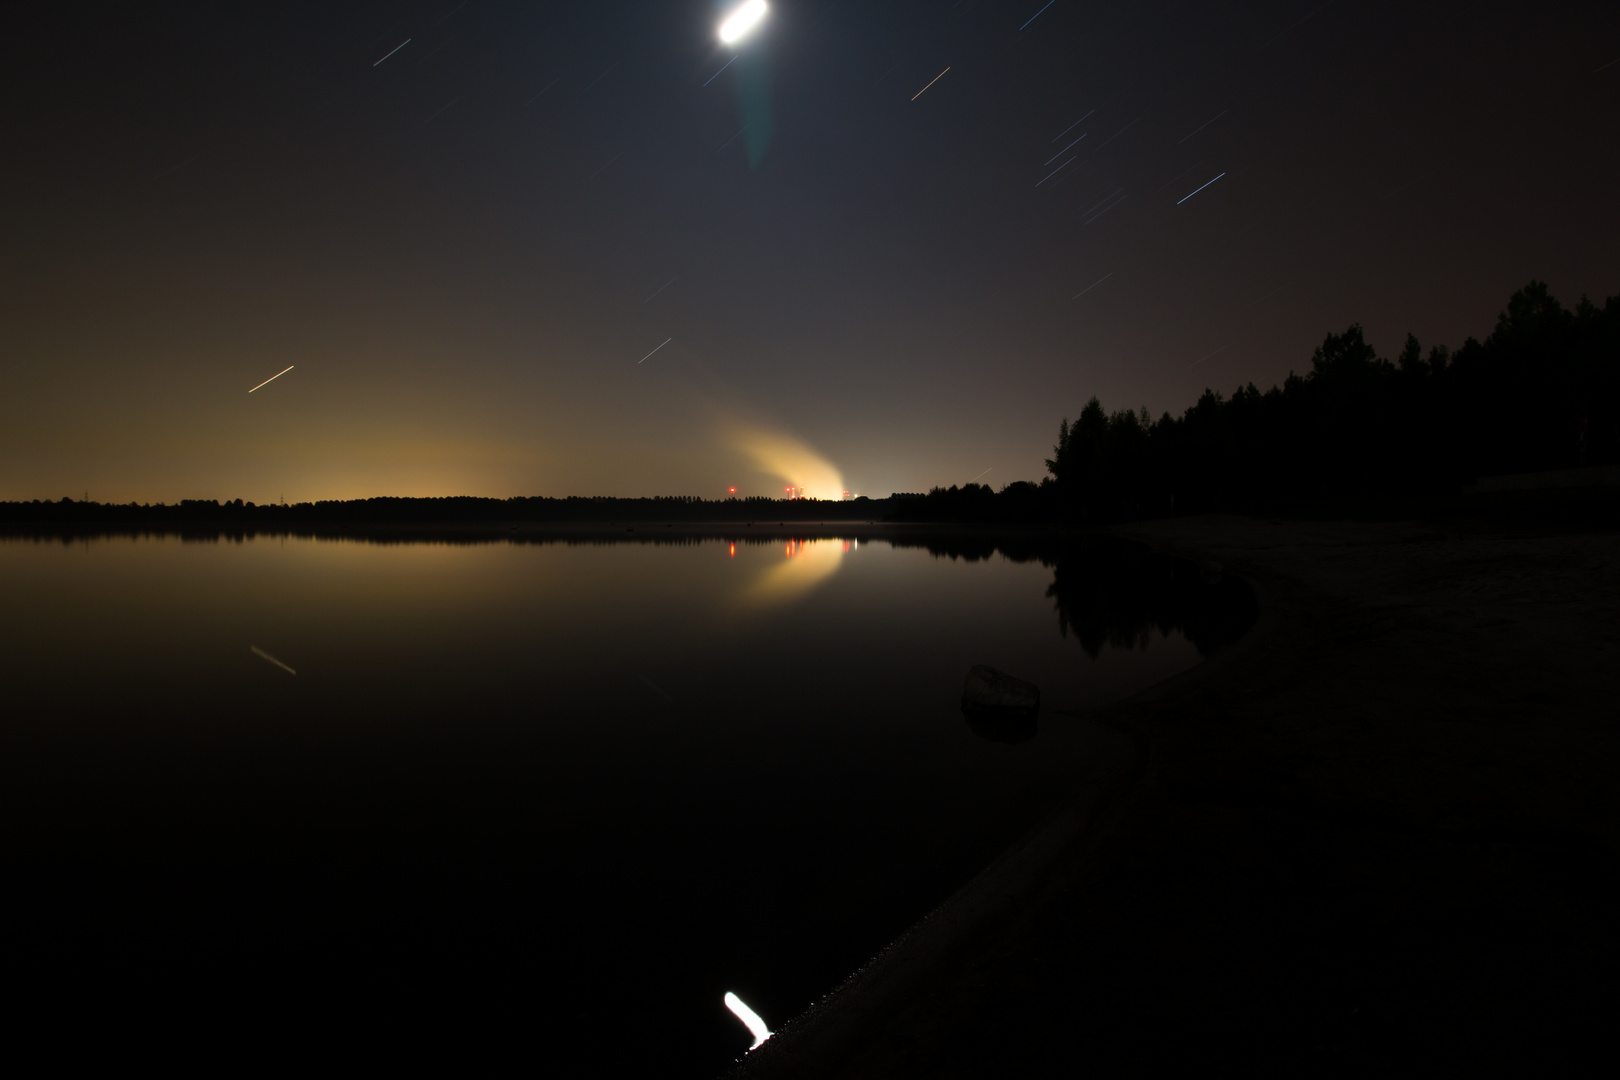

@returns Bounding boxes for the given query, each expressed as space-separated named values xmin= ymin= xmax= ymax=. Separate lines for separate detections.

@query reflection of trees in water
xmin=1043 ymin=541 xmax=1256 ymax=658
xmin=8 ymin=524 xmax=1257 ymax=657
xmin=887 ymin=533 xmax=1257 ymax=659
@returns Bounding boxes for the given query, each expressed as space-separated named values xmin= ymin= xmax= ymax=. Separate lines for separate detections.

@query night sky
xmin=5 ymin=1 xmax=1618 ymax=503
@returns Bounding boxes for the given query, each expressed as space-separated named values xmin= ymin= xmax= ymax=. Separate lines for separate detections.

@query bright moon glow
xmin=718 ymin=0 xmax=768 ymax=44
xmin=724 ymin=992 xmax=772 ymax=1050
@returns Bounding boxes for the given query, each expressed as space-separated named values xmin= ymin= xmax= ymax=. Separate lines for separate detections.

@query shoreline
xmin=727 ymin=507 xmax=1620 ymax=1075
xmin=0 ymin=520 xmax=1056 ymax=542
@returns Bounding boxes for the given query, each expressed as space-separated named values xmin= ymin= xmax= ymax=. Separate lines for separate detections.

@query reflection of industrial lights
xmin=718 ymin=0 xmax=768 ymax=44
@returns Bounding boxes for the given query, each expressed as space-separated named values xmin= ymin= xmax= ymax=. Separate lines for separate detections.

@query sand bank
xmin=730 ymin=507 xmax=1620 ymax=1075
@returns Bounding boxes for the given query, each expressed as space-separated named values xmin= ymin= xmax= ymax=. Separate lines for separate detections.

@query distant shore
xmin=6 ymin=472 xmax=1619 ymax=537
xmin=0 ymin=495 xmax=896 ymax=529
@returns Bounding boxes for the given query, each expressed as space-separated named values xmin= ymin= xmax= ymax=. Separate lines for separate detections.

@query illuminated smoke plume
xmin=732 ymin=425 xmax=844 ymax=501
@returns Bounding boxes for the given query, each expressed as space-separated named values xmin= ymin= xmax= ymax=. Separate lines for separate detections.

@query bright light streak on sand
xmin=248 ymin=365 xmax=295 ymax=393
xmin=719 ymin=1 xmax=768 ymax=44
xmin=912 ymin=67 xmax=950 ymax=101
xmin=724 ymin=992 xmax=772 ymax=1050
xmin=250 ymin=646 xmax=296 ymax=675
xmin=374 ymin=39 xmax=411 ymax=66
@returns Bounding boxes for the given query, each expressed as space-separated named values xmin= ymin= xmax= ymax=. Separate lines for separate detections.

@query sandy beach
xmin=729 ymin=500 xmax=1620 ymax=1075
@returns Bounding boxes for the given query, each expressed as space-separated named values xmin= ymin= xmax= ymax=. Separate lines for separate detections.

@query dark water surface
xmin=0 ymin=528 xmax=1247 ymax=1070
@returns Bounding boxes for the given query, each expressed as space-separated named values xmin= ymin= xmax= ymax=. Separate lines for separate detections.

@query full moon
xmin=718 ymin=0 xmax=768 ymax=45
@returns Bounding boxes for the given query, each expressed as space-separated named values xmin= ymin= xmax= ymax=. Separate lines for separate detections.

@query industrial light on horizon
xmin=718 ymin=0 xmax=768 ymax=45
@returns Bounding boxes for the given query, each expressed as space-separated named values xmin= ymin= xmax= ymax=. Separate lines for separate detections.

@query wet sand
xmin=730 ymin=503 xmax=1620 ymax=1075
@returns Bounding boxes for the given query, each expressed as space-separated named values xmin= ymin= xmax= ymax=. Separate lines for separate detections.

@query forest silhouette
xmin=896 ymin=281 xmax=1619 ymax=522
xmin=4 ymin=282 xmax=1614 ymax=528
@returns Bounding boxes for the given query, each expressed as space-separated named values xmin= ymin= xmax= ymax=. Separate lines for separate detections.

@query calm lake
xmin=0 ymin=527 xmax=1248 ymax=1071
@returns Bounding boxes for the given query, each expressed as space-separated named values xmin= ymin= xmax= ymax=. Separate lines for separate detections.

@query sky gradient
xmin=5 ymin=0 xmax=1618 ymax=503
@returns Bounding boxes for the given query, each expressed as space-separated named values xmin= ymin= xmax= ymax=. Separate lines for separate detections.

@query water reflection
xmin=965 ymin=711 xmax=1038 ymax=744
xmin=740 ymin=536 xmax=847 ymax=606
xmin=0 ymin=525 xmax=1253 ymax=1077
xmin=1041 ymin=538 xmax=1257 ymax=658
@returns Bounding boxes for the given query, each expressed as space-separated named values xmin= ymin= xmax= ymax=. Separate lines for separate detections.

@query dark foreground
xmin=731 ymin=494 xmax=1620 ymax=1075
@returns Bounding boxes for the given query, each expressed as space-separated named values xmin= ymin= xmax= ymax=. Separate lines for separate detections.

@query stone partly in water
xmin=960 ymin=664 xmax=1041 ymax=716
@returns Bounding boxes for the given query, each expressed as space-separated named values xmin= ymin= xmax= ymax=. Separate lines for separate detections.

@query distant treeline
xmin=893 ymin=281 xmax=1620 ymax=522
xmin=8 ymin=282 xmax=1613 ymax=529
xmin=0 ymin=494 xmax=886 ymax=527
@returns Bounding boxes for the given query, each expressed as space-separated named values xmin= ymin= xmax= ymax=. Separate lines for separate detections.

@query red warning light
xmin=728 ymin=487 xmax=736 ymax=494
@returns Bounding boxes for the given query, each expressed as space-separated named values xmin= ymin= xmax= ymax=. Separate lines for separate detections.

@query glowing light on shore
xmin=732 ymin=426 xmax=844 ymax=502
xmin=719 ymin=1 xmax=768 ymax=44
xmin=724 ymin=991 xmax=772 ymax=1050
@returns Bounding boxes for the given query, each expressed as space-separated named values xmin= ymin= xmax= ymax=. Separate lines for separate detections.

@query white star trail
xmin=1083 ymin=188 xmax=1125 ymax=215
xmin=373 ymin=39 xmax=411 ymax=67
xmin=643 ymin=277 xmax=678 ymax=304
xmin=588 ymin=151 xmax=626 ymax=179
xmin=1179 ymin=109 xmax=1228 ymax=143
xmin=250 ymin=646 xmax=296 ymax=675
xmin=1035 ymin=157 xmax=1076 ymax=186
xmin=1085 ymin=194 xmax=1128 ymax=224
xmin=1044 ymin=134 xmax=1085 ymax=165
xmin=638 ymin=338 xmax=673 ymax=364
xmin=1051 ymin=111 xmax=1094 ymax=142
xmin=704 ymin=55 xmax=738 ymax=86
xmin=524 ymin=79 xmax=558 ymax=106
xmin=248 ymin=366 xmax=294 ymax=393
xmin=1070 ymin=273 xmax=1113 ymax=301
xmin=1177 ymin=172 xmax=1227 ymax=204
xmin=912 ymin=67 xmax=950 ymax=101
xmin=638 ymin=675 xmax=674 ymax=702
xmin=1019 ymin=2 xmax=1055 ymax=32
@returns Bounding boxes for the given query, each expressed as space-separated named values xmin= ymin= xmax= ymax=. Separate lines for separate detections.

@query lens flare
xmin=718 ymin=0 xmax=768 ymax=44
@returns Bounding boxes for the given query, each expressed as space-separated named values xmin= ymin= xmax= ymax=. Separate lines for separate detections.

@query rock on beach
xmin=960 ymin=665 xmax=1040 ymax=715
